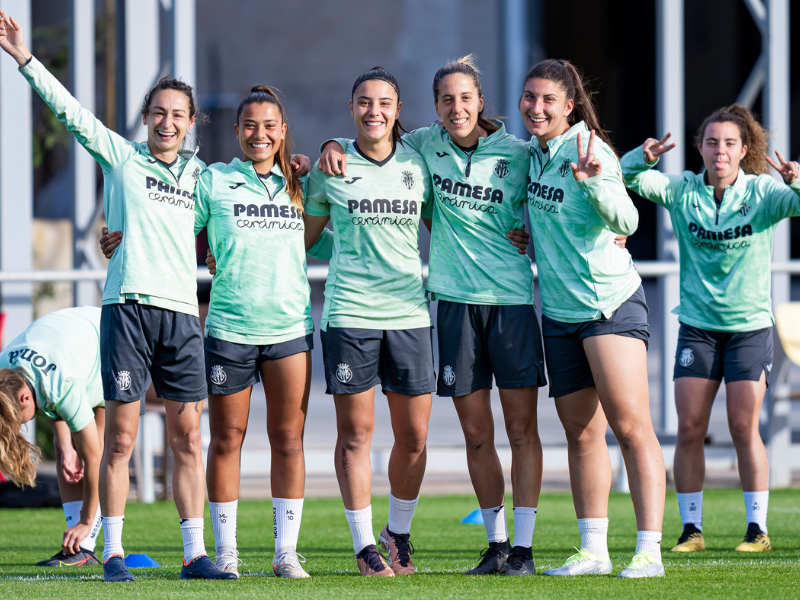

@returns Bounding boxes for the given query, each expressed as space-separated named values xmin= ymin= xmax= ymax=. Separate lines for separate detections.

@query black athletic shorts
xmin=673 ymin=324 xmax=773 ymax=386
xmin=100 ymin=300 xmax=207 ymax=402
xmin=542 ymin=285 xmax=650 ymax=398
xmin=436 ymin=301 xmax=547 ymax=397
xmin=204 ymin=333 xmax=313 ymax=395
xmin=320 ymin=327 xmax=436 ymax=396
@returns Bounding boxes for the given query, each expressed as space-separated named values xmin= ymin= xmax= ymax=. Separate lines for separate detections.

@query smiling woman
xmin=0 ymin=9 xmax=234 ymax=583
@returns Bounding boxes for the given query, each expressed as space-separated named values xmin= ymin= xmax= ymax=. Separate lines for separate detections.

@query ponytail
xmin=236 ymin=85 xmax=304 ymax=211
xmin=0 ymin=369 xmax=40 ymax=488
xmin=351 ymin=66 xmax=408 ymax=146
xmin=523 ymin=59 xmax=616 ymax=156
xmin=694 ymin=104 xmax=770 ymax=175
xmin=432 ymin=54 xmax=502 ymax=134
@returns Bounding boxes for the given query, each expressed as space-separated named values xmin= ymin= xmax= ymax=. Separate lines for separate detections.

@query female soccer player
xmin=320 ymin=56 xmax=546 ymax=577
xmin=303 ymin=67 xmax=435 ymax=577
xmin=520 ymin=59 xmax=666 ymax=578
xmin=622 ymin=104 xmax=800 ymax=553
xmin=0 ymin=307 xmax=104 ymax=567
xmin=0 ymin=11 xmax=233 ymax=582
xmin=195 ymin=86 xmax=331 ymax=578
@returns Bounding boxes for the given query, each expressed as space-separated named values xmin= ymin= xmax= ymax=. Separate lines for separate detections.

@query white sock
xmin=577 ymin=517 xmax=609 ymax=558
xmin=63 ymin=500 xmax=82 ymax=529
xmin=210 ymin=500 xmax=238 ymax=554
xmin=388 ymin=493 xmax=418 ymax=535
xmin=273 ymin=497 xmax=304 ymax=554
xmin=743 ymin=490 xmax=769 ymax=534
xmin=80 ymin=505 xmax=103 ymax=552
xmin=480 ymin=504 xmax=508 ymax=543
xmin=101 ymin=515 xmax=124 ymax=563
xmin=677 ymin=491 xmax=703 ymax=530
xmin=345 ymin=506 xmax=375 ymax=554
xmin=180 ymin=518 xmax=206 ymax=563
xmin=512 ymin=507 xmax=537 ymax=548
xmin=635 ymin=530 xmax=662 ymax=561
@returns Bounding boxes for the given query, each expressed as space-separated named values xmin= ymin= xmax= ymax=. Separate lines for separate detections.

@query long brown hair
xmin=351 ymin=67 xmax=408 ymax=146
xmin=0 ymin=369 xmax=40 ymax=488
xmin=236 ymin=85 xmax=304 ymax=211
xmin=694 ymin=104 xmax=770 ymax=175
xmin=523 ymin=59 xmax=616 ymax=156
xmin=432 ymin=54 xmax=502 ymax=135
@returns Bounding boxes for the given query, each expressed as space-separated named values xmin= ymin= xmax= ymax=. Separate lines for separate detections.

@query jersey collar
xmin=353 ymin=140 xmax=396 ymax=167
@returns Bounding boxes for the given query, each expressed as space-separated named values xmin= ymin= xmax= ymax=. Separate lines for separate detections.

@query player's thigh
xmin=386 ymin=390 xmax=432 ymax=442
xmin=260 ymin=338 xmax=313 ymax=436
xmin=541 ymin=315 xmax=594 ymax=399
xmin=674 ymin=377 xmax=719 ymax=436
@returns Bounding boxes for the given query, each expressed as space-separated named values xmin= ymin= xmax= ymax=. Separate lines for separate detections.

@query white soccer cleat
xmin=544 ymin=548 xmax=613 ymax=576
xmin=616 ymin=550 xmax=665 ymax=578
xmin=273 ymin=550 xmax=311 ymax=579
xmin=214 ymin=546 xmax=241 ymax=578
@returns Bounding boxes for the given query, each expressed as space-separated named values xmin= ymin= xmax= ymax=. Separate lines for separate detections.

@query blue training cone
xmin=461 ymin=508 xmax=484 ymax=524
xmin=124 ymin=554 xmax=161 ymax=568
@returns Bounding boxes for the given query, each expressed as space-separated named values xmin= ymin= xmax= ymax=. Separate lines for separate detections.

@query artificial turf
xmin=0 ymin=488 xmax=798 ymax=598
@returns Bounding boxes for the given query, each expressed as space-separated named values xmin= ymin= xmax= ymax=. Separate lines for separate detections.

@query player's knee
xmin=728 ymin=419 xmax=757 ymax=445
xmin=396 ymin=427 xmax=427 ymax=456
xmin=105 ymin=431 xmax=136 ymax=463
xmin=461 ymin=421 xmax=492 ymax=452
xmin=170 ymin=425 xmax=203 ymax=457
xmin=613 ymin=423 xmax=649 ymax=453
xmin=211 ymin=424 xmax=246 ymax=456
xmin=268 ymin=426 xmax=304 ymax=458
xmin=677 ymin=418 xmax=706 ymax=445
xmin=505 ymin=420 xmax=537 ymax=449
xmin=338 ymin=425 xmax=372 ymax=453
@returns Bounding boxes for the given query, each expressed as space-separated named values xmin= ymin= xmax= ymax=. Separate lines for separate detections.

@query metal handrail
xmin=2 ymin=260 xmax=800 ymax=283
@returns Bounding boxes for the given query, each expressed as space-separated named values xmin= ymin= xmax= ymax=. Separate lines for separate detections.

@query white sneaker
xmin=544 ymin=548 xmax=613 ymax=576
xmin=617 ymin=550 xmax=665 ymax=578
xmin=214 ymin=546 xmax=241 ymax=578
xmin=273 ymin=550 xmax=311 ymax=579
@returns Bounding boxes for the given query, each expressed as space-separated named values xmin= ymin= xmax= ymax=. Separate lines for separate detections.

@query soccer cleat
xmin=616 ymin=550 xmax=665 ymax=578
xmin=544 ymin=548 xmax=612 ymax=576
xmin=464 ymin=540 xmax=510 ymax=575
xmin=36 ymin=548 xmax=100 ymax=567
xmin=504 ymin=545 xmax=535 ymax=576
xmin=273 ymin=550 xmax=311 ymax=578
xmin=734 ymin=523 xmax=771 ymax=552
xmin=355 ymin=544 xmax=395 ymax=577
xmin=379 ymin=525 xmax=415 ymax=575
xmin=181 ymin=554 xmax=238 ymax=580
xmin=670 ymin=523 xmax=705 ymax=552
xmin=103 ymin=555 xmax=134 ymax=582
xmin=214 ymin=546 xmax=241 ymax=578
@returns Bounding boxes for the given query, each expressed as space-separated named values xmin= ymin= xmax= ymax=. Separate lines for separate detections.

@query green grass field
xmin=1 ymin=489 xmax=798 ymax=598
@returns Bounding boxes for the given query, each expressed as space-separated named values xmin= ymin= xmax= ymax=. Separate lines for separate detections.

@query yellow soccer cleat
xmin=670 ymin=524 xmax=705 ymax=552
xmin=734 ymin=523 xmax=771 ymax=552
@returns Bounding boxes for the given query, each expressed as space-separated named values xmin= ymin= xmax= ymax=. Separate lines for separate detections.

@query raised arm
xmin=0 ymin=11 xmax=133 ymax=173
xmin=620 ymin=133 xmax=683 ymax=209
xmin=572 ymin=130 xmax=639 ymax=236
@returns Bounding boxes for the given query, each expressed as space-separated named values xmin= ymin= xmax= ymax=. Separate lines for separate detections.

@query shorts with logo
xmin=204 ymin=333 xmax=313 ymax=395
xmin=100 ymin=300 xmax=207 ymax=402
xmin=436 ymin=301 xmax=547 ymax=397
xmin=320 ymin=326 xmax=436 ymax=396
xmin=673 ymin=323 xmax=773 ymax=386
xmin=542 ymin=285 xmax=650 ymax=398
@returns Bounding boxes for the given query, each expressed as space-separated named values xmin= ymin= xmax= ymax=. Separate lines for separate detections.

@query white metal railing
xmin=3 ymin=260 xmax=800 ymax=283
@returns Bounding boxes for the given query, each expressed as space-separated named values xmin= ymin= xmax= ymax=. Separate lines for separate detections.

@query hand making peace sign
xmin=642 ymin=132 xmax=677 ymax=164
xmin=765 ymin=150 xmax=799 ymax=185
xmin=571 ymin=130 xmax=601 ymax=181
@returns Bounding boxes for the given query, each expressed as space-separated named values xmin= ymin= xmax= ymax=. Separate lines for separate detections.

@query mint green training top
xmin=400 ymin=123 xmax=533 ymax=305
xmin=20 ymin=57 xmax=205 ymax=316
xmin=622 ymin=146 xmax=800 ymax=331
xmin=195 ymin=159 xmax=332 ymax=345
xmin=306 ymin=140 xmax=433 ymax=331
xmin=527 ymin=121 xmax=641 ymax=322
xmin=0 ymin=307 xmax=103 ymax=433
